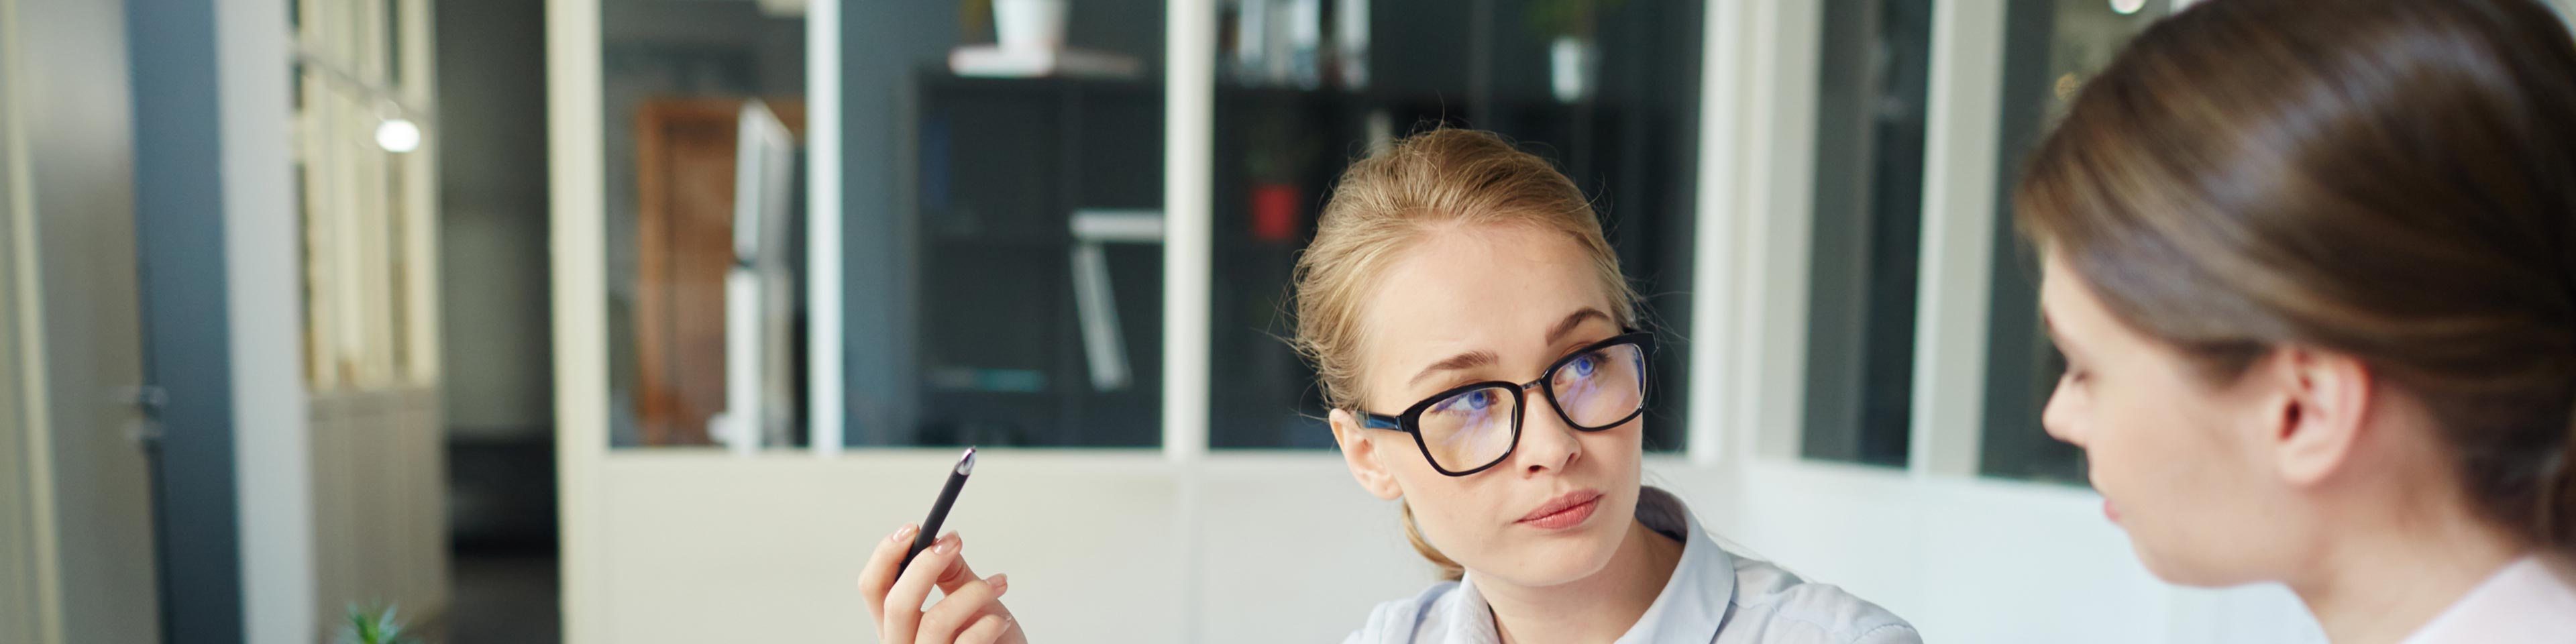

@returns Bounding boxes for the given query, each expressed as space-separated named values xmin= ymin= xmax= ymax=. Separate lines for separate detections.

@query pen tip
xmin=957 ymin=446 xmax=977 ymax=476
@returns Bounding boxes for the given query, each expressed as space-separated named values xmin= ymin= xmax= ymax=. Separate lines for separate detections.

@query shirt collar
xmin=1440 ymin=486 xmax=1735 ymax=644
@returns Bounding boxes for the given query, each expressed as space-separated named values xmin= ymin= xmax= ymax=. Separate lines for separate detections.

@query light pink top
xmin=2396 ymin=555 xmax=2576 ymax=644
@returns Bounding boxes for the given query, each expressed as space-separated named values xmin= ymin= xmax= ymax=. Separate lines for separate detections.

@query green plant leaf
xmin=341 ymin=603 xmax=418 ymax=644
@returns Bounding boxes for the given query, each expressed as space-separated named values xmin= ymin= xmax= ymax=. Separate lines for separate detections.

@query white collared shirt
xmin=1344 ymin=488 xmax=1921 ymax=644
xmin=2396 ymin=555 xmax=2576 ymax=644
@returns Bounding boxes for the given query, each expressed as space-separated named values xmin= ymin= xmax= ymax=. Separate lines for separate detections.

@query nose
xmin=2040 ymin=376 xmax=2082 ymax=446
xmin=1516 ymin=387 xmax=1582 ymax=476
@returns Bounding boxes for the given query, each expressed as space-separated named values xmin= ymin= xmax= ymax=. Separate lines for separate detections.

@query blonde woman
xmin=1305 ymin=130 xmax=1915 ymax=643
xmin=855 ymin=129 xmax=1917 ymax=644
xmin=2017 ymin=0 xmax=2576 ymax=641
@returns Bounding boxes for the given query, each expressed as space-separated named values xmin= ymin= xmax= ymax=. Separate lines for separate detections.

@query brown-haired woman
xmin=2020 ymin=0 xmax=2576 ymax=641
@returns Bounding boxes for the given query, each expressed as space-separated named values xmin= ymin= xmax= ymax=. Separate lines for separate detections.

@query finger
xmin=953 ymin=612 xmax=1016 ymax=644
xmin=931 ymin=547 xmax=983 ymax=595
xmin=911 ymin=532 xmax=985 ymax=596
xmin=858 ymin=523 xmax=920 ymax=626
xmin=881 ymin=531 xmax=961 ymax=644
xmin=914 ymin=574 xmax=1008 ymax=644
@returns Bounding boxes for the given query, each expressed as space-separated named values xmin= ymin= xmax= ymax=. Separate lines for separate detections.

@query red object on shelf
xmin=1251 ymin=183 xmax=1301 ymax=243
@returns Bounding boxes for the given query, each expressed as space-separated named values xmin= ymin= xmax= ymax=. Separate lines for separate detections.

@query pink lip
xmin=1517 ymin=490 xmax=1605 ymax=529
xmin=2104 ymin=499 xmax=2121 ymax=523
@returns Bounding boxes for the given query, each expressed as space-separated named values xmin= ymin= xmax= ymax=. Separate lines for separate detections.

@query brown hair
xmin=1293 ymin=128 xmax=1641 ymax=580
xmin=2017 ymin=0 xmax=2576 ymax=549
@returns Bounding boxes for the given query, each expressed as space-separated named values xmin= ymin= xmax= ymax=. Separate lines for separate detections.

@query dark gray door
xmin=0 ymin=0 xmax=164 ymax=641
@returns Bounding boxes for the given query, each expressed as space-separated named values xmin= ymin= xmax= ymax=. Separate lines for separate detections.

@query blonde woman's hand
xmin=859 ymin=525 xmax=1025 ymax=644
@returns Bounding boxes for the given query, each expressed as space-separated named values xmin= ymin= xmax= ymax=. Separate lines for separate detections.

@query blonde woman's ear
xmin=1330 ymin=409 xmax=1405 ymax=500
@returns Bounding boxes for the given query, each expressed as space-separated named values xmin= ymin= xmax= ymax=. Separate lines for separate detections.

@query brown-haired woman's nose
xmin=2041 ymin=379 xmax=2083 ymax=447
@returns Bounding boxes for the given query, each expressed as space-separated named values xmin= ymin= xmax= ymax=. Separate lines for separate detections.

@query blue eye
xmin=1437 ymin=389 xmax=1497 ymax=413
xmin=1569 ymin=354 xmax=1599 ymax=378
xmin=1464 ymin=390 xmax=1495 ymax=411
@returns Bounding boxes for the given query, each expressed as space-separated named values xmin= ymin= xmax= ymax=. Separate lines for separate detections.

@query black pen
xmin=900 ymin=447 xmax=977 ymax=572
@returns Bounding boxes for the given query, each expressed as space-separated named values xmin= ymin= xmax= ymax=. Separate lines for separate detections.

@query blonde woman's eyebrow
xmin=1545 ymin=308 xmax=1613 ymax=345
xmin=1403 ymin=309 xmax=1614 ymax=388
xmin=1407 ymin=350 xmax=1500 ymax=388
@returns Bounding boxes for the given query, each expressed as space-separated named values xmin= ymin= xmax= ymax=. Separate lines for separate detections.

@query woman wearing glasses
xmin=845 ymin=127 xmax=1916 ymax=644
xmin=855 ymin=127 xmax=1918 ymax=644
xmin=1309 ymin=129 xmax=1915 ymax=643
xmin=2019 ymin=0 xmax=2576 ymax=641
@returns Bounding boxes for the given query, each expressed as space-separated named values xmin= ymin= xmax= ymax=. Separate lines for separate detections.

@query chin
xmin=2129 ymin=535 xmax=2245 ymax=588
xmin=1507 ymin=538 xmax=1624 ymax=587
xmin=1485 ymin=517 xmax=1629 ymax=586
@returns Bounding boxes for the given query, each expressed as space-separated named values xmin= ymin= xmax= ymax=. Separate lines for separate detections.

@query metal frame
xmin=1162 ymin=0 xmax=1215 ymax=463
xmin=1905 ymin=0 xmax=2010 ymax=478
xmin=544 ymin=0 xmax=608 ymax=639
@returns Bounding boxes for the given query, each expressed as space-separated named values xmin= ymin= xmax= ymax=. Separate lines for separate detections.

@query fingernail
xmin=986 ymin=573 xmax=1008 ymax=594
xmin=1003 ymin=616 xmax=1017 ymax=632
xmin=935 ymin=533 xmax=960 ymax=554
xmin=889 ymin=524 xmax=916 ymax=541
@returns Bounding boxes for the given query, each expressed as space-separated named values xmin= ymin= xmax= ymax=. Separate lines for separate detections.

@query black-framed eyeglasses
xmin=1356 ymin=331 xmax=1655 ymax=476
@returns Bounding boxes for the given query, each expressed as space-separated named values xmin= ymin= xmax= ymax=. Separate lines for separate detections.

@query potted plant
xmin=1244 ymin=105 xmax=1322 ymax=244
xmin=338 ymin=604 xmax=421 ymax=644
xmin=992 ymin=0 xmax=1068 ymax=52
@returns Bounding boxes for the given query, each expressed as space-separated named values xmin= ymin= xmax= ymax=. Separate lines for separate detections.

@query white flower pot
xmin=1551 ymin=36 xmax=1593 ymax=103
xmin=995 ymin=0 xmax=1068 ymax=52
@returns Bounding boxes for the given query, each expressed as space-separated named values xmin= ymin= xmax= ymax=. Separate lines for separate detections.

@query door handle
xmin=109 ymin=385 xmax=166 ymax=447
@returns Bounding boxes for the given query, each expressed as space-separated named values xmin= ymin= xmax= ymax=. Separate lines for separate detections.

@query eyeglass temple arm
xmin=1360 ymin=412 xmax=1405 ymax=431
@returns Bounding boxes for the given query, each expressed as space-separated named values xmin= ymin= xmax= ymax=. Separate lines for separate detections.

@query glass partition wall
xmin=602 ymin=0 xmax=814 ymax=447
xmin=599 ymin=0 xmax=1702 ymax=453
xmin=602 ymin=0 xmax=1171 ymax=449
xmin=1976 ymin=0 xmax=2171 ymax=483
xmin=1207 ymin=0 xmax=1704 ymax=451
xmin=572 ymin=0 xmax=2171 ymax=492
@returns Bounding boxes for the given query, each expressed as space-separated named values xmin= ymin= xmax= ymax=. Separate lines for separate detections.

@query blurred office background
xmin=5 ymin=0 xmax=2571 ymax=643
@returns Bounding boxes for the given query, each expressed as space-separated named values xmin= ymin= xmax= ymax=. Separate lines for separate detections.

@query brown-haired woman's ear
xmin=2260 ymin=347 xmax=2374 ymax=488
